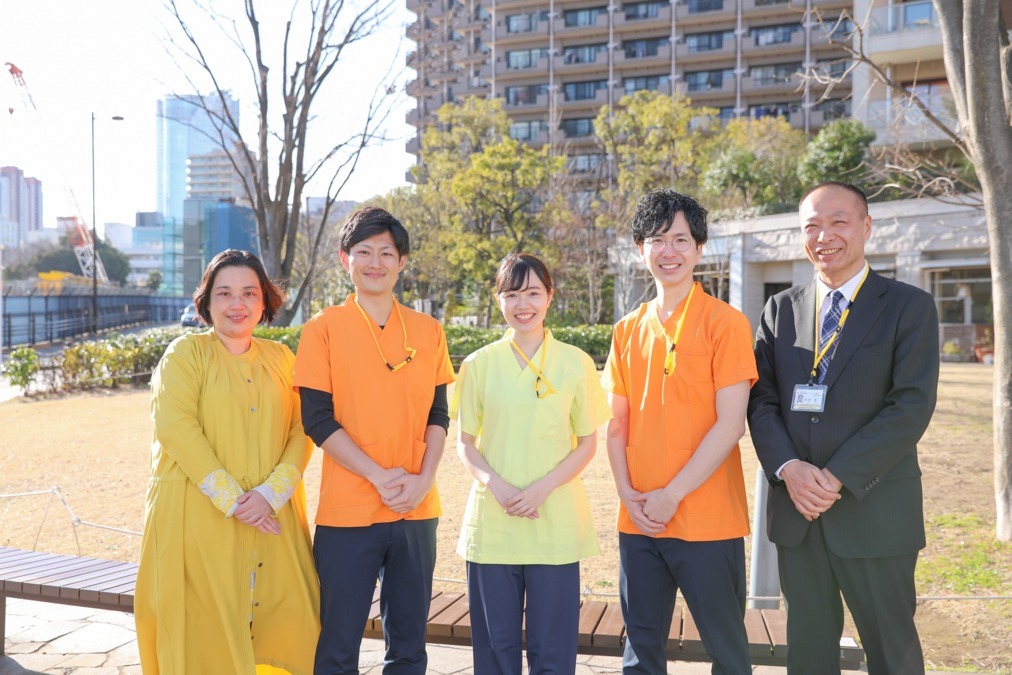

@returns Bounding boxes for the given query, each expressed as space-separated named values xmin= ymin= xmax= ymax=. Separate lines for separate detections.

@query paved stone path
xmin=1 ymin=596 xmax=968 ymax=674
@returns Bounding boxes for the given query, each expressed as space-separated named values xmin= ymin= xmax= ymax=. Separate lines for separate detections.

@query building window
xmin=561 ymin=117 xmax=595 ymax=137
xmin=749 ymin=102 xmax=798 ymax=119
xmin=815 ymin=58 xmax=851 ymax=79
xmin=564 ymin=7 xmax=607 ymax=27
xmin=568 ymin=153 xmax=602 ymax=173
xmin=563 ymin=43 xmax=608 ymax=64
xmin=685 ymin=29 xmax=735 ymax=53
xmin=507 ymin=11 xmax=549 ymax=33
xmin=820 ymin=16 xmax=855 ymax=40
xmin=624 ymin=74 xmax=670 ymax=95
xmin=564 ymin=80 xmax=608 ymax=101
xmin=685 ymin=68 xmax=734 ymax=91
xmin=509 ymin=120 xmax=549 ymax=140
xmin=756 ymin=0 xmax=788 ymax=6
xmin=505 ymin=84 xmax=548 ymax=105
xmin=623 ymin=37 xmax=669 ymax=58
xmin=815 ymin=99 xmax=851 ymax=121
xmin=750 ymin=23 xmax=801 ymax=46
xmin=750 ymin=63 xmax=802 ymax=86
xmin=687 ymin=0 xmax=723 ymax=14
xmin=507 ymin=48 xmax=548 ymax=69
xmin=931 ymin=267 xmax=992 ymax=324
xmin=718 ymin=107 xmax=736 ymax=123
xmin=624 ymin=1 xmax=666 ymax=20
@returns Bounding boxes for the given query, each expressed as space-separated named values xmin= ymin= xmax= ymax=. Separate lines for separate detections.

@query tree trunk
xmin=935 ymin=0 xmax=1012 ymax=540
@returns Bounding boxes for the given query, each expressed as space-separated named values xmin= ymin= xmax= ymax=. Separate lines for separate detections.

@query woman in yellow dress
xmin=135 ymin=250 xmax=320 ymax=674
xmin=451 ymin=253 xmax=612 ymax=675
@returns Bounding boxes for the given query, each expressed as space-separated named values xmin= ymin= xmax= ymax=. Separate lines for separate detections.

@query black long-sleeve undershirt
xmin=300 ymin=384 xmax=449 ymax=448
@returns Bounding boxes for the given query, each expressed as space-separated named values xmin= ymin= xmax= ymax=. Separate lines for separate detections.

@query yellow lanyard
xmin=660 ymin=283 xmax=697 ymax=376
xmin=809 ymin=266 xmax=870 ymax=383
xmin=510 ymin=333 xmax=557 ymax=399
xmin=353 ymin=297 xmax=416 ymax=372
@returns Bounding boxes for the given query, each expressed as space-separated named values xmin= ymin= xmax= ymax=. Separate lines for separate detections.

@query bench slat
xmin=31 ymin=561 xmax=126 ymax=595
xmin=679 ymin=606 xmax=706 ymax=657
xmin=428 ymin=593 xmax=468 ymax=638
xmin=744 ymin=608 xmax=773 ymax=660
xmin=761 ymin=607 xmax=788 ymax=658
xmin=664 ymin=599 xmax=681 ymax=653
xmin=592 ymin=601 xmax=624 ymax=650
xmin=577 ymin=601 xmax=607 ymax=648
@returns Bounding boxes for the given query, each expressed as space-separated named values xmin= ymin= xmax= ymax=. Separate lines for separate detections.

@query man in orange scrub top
xmin=603 ymin=189 xmax=758 ymax=674
xmin=293 ymin=206 xmax=455 ymax=674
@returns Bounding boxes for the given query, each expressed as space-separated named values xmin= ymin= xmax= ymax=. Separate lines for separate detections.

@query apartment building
xmin=406 ymin=0 xmax=855 ymax=163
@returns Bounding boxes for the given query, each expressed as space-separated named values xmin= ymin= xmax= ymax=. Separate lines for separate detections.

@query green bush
xmin=4 ymin=347 xmax=40 ymax=392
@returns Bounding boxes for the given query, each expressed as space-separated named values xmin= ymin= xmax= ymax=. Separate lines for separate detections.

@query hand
xmin=234 ymin=491 xmax=281 ymax=535
xmin=370 ymin=467 xmax=408 ymax=503
xmin=505 ymin=478 xmax=552 ymax=519
xmin=821 ymin=468 xmax=843 ymax=492
xmin=487 ymin=476 xmax=538 ymax=519
xmin=382 ymin=472 xmax=434 ymax=513
xmin=781 ymin=461 xmax=841 ymax=521
xmin=636 ymin=487 xmax=680 ymax=526
xmin=620 ymin=488 xmax=665 ymax=536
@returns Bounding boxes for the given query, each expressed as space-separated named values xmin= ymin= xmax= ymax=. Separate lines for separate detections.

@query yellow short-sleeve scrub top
xmin=450 ymin=329 xmax=612 ymax=565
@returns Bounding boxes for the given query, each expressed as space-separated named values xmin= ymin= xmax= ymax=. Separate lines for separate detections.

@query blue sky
xmin=0 ymin=0 xmax=415 ymax=234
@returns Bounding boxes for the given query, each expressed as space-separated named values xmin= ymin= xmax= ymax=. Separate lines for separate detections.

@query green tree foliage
xmin=798 ymin=118 xmax=876 ymax=187
xmin=594 ymin=91 xmax=716 ymax=235
xmin=702 ymin=117 xmax=808 ymax=213
xmin=145 ymin=271 xmax=163 ymax=293
xmin=33 ymin=238 xmax=131 ymax=286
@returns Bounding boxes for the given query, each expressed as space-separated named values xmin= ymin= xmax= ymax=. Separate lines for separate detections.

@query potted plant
xmin=974 ymin=328 xmax=994 ymax=364
xmin=941 ymin=339 xmax=968 ymax=363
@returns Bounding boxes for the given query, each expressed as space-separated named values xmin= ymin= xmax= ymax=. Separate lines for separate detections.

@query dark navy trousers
xmin=313 ymin=519 xmax=437 ymax=675
xmin=618 ymin=533 xmax=750 ymax=675
xmin=466 ymin=561 xmax=580 ymax=675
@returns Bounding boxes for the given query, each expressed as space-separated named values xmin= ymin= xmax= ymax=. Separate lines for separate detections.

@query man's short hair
xmin=630 ymin=188 xmax=708 ymax=246
xmin=339 ymin=206 xmax=410 ymax=256
xmin=800 ymin=181 xmax=869 ymax=215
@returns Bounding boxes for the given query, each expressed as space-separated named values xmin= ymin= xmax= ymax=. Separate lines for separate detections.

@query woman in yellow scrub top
xmin=135 ymin=250 xmax=319 ymax=675
xmin=451 ymin=253 xmax=611 ymax=675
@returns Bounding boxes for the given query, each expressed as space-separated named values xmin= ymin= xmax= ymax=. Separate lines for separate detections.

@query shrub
xmin=4 ymin=347 xmax=40 ymax=393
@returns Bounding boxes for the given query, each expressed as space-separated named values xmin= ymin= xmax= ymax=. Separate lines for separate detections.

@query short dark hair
xmin=339 ymin=206 xmax=410 ymax=256
xmin=192 ymin=249 xmax=285 ymax=325
xmin=800 ymin=181 xmax=869 ymax=215
xmin=630 ymin=189 xmax=708 ymax=246
xmin=495 ymin=253 xmax=553 ymax=295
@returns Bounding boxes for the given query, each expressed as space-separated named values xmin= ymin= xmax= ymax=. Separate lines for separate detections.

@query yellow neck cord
xmin=510 ymin=332 xmax=557 ymax=399
xmin=353 ymin=297 xmax=416 ymax=372
xmin=661 ymin=283 xmax=697 ymax=376
xmin=810 ymin=266 xmax=870 ymax=382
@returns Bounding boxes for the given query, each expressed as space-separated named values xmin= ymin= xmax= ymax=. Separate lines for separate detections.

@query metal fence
xmin=2 ymin=286 xmax=189 ymax=348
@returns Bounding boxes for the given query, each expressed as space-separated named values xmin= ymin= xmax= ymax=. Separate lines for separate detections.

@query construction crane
xmin=5 ymin=62 xmax=109 ymax=284
xmin=58 ymin=216 xmax=109 ymax=284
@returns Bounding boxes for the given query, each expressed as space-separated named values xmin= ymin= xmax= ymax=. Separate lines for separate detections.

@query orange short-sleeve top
xmin=293 ymin=295 xmax=455 ymax=527
xmin=603 ymin=283 xmax=758 ymax=541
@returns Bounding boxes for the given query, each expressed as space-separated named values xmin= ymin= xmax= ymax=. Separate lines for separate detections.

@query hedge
xmin=3 ymin=323 xmax=615 ymax=396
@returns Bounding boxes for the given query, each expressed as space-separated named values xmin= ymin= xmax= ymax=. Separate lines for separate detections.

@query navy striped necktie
xmin=818 ymin=291 xmax=845 ymax=384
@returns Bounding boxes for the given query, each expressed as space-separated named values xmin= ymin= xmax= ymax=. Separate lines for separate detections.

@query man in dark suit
xmin=748 ymin=181 xmax=939 ymax=674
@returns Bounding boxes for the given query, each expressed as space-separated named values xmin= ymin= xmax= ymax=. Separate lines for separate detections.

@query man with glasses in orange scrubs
xmin=604 ymin=189 xmax=758 ymax=674
xmin=293 ymin=207 xmax=455 ymax=674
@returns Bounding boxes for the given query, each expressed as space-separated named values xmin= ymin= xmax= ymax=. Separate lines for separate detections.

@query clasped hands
xmin=486 ymin=475 xmax=552 ymax=520
xmin=234 ymin=491 xmax=280 ymax=535
xmin=621 ymin=487 xmax=679 ymax=536
xmin=376 ymin=466 xmax=433 ymax=513
xmin=780 ymin=461 xmax=842 ymax=521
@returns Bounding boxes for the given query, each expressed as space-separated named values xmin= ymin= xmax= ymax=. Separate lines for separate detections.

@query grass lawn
xmin=0 ymin=363 xmax=1009 ymax=671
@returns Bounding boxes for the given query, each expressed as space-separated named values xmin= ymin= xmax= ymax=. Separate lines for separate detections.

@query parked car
xmin=180 ymin=303 xmax=202 ymax=327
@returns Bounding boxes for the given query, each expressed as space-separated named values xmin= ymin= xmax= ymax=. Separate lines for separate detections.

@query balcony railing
xmin=866 ymin=93 xmax=957 ymax=133
xmin=869 ymin=0 xmax=938 ymax=35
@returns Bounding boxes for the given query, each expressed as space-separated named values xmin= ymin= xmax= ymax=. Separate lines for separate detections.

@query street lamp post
xmin=90 ymin=112 xmax=123 ymax=335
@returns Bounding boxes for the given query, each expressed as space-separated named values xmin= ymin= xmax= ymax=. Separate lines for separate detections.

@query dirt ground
xmin=0 ymin=363 xmax=1009 ymax=671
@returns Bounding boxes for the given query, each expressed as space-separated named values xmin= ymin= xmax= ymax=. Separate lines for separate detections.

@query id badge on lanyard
xmin=791 ymin=383 xmax=827 ymax=412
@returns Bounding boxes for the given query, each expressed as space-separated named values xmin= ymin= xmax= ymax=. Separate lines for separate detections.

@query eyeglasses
xmin=644 ymin=236 xmax=694 ymax=253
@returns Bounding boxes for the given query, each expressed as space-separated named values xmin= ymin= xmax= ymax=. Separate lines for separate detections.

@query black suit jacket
xmin=747 ymin=269 xmax=939 ymax=558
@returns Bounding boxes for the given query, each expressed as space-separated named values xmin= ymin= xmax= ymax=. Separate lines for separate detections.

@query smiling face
xmin=340 ymin=231 xmax=406 ymax=299
xmin=207 ymin=265 xmax=265 ymax=341
xmin=638 ymin=211 xmax=702 ymax=292
xmin=498 ymin=271 xmax=553 ymax=337
xmin=800 ymin=185 xmax=872 ymax=288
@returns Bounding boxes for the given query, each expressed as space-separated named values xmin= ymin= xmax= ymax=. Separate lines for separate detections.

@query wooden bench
xmin=0 ymin=546 xmax=137 ymax=656
xmin=1 ymin=547 xmax=863 ymax=669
